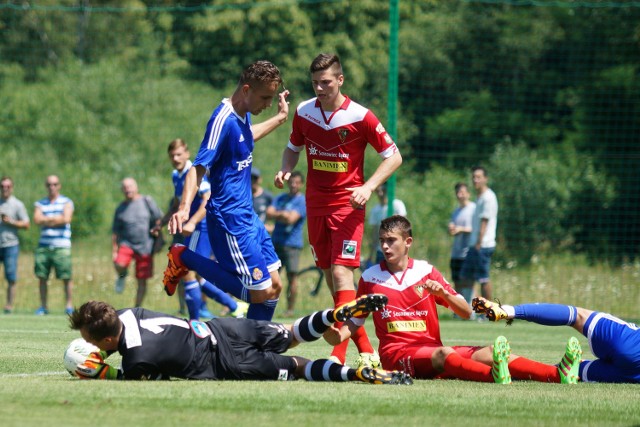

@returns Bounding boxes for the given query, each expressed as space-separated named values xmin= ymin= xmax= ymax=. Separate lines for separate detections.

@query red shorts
xmin=386 ymin=345 xmax=483 ymax=379
xmin=307 ymin=208 xmax=365 ymax=269
xmin=114 ymin=245 xmax=153 ymax=279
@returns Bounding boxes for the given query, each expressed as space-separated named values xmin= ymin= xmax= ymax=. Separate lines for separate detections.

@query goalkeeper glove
xmin=75 ymin=352 xmax=118 ymax=380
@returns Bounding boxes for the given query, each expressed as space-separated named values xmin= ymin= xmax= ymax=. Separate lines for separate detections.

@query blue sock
xmin=247 ymin=298 xmax=279 ymax=321
xmin=200 ymin=280 xmax=238 ymax=312
xmin=184 ymin=280 xmax=202 ymax=320
xmin=180 ymin=249 xmax=244 ymax=300
xmin=514 ymin=303 xmax=578 ymax=326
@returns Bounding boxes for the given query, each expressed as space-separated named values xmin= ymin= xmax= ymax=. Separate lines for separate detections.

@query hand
xmin=448 ymin=223 xmax=456 ymax=236
xmin=149 ymin=224 xmax=161 ymax=238
xmin=276 ymin=89 xmax=290 ymax=120
xmin=168 ymin=207 xmax=190 ymax=235
xmin=75 ymin=352 xmax=117 ymax=380
xmin=274 ymin=170 xmax=291 ymax=189
xmin=421 ymin=279 xmax=447 ymax=298
xmin=346 ymin=186 xmax=373 ymax=210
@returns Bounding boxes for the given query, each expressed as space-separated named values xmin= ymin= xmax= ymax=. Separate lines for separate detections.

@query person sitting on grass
xmin=67 ymin=294 xmax=412 ymax=385
xmin=473 ymin=297 xmax=640 ymax=383
xmin=324 ymin=215 xmax=582 ymax=384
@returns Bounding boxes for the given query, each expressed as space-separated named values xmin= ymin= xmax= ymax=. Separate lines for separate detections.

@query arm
xmin=1 ymin=215 xmax=29 ymax=230
xmin=274 ymin=147 xmax=300 ymax=189
xmin=111 ymin=233 xmax=119 ymax=261
xmin=181 ymin=191 xmax=209 ymax=237
xmin=267 ymin=206 xmax=301 ymax=225
xmin=475 ymin=218 xmax=488 ymax=250
xmin=160 ymin=197 xmax=180 ymax=226
xmin=251 ymin=90 xmax=290 ymax=141
xmin=346 ymin=151 xmax=403 ymax=210
xmin=33 ymin=202 xmax=73 ymax=227
xmin=422 ymin=279 xmax=472 ymax=319
xmin=168 ymin=165 xmax=205 ymax=235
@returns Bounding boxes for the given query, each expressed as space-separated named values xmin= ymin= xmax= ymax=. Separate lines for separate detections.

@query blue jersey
xmin=173 ymin=160 xmax=210 ymax=232
xmin=194 ymin=99 xmax=256 ymax=234
xmin=580 ymin=311 xmax=640 ymax=383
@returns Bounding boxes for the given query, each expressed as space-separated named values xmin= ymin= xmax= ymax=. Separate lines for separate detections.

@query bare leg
xmin=63 ymin=279 xmax=73 ymax=310
xmin=5 ymin=281 xmax=16 ymax=311
xmin=135 ymin=278 xmax=147 ymax=307
xmin=38 ymin=278 xmax=48 ymax=310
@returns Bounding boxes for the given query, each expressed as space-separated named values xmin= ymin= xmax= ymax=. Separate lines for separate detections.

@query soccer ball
xmin=63 ymin=338 xmax=99 ymax=376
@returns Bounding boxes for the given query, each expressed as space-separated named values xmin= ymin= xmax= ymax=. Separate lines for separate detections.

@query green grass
xmin=1 ymin=314 xmax=638 ymax=427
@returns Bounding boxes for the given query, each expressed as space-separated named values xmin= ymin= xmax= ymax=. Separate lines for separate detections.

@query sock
xmin=200 ymin=279 xmax=238 ymax=312
xmin=514 ymin=303 xmax=578 ymax=326
xmin=183 ymin=280 xmax=202 ymax=320
xmin=330 ymin=291 xmax=352 ymax=363
xmin=443 ymin=352 xmax=493 ymax=382
xmin=180 ymin=249 xmax=244 ymax=300
xmin=303 ymin=359 xmax=355 ymax=382
xmin=246 ymin=298 xmax=279 ymax=321
xmin=292 ymin=310 xmax=334 ymax=343
xmin=508 ymin=357 xmax=560 ymax=383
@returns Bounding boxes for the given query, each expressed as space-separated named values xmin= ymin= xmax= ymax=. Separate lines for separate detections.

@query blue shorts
xmin=185 ymin=230 xmax=212 ymax=258
xmin=579 ymin=312 xmax=640 ymax=383
xmin=459 ymin=247 xmax=494 ymax=283
xmin=0 ymin=245 xmax=19 ymax=283
xmin=207 ymin=215 xmax=280 ymax=293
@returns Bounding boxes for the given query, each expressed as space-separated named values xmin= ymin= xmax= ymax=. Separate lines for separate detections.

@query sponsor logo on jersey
xmin=376 ymin=123 xmax=386 ymax=134
xmin=308 ymin=144 xmax=350 ymax=159
xmin=338 ymin=128 xmax=349 ymax=142
xmin=304 ymin=113 xmax=321 ymax=125
xmin=313 ymin=159 xmax=348 ymax=173
xmin=239 ymin=134 xmax=245 ymax=142
xmin=252 ymin=267 xmax=263 ymax=281
xmin=384 ymin=133 xmax=394 ymax=145
xmin=387 ymin=320 xmax=426 ymax=332
xmin=341 ymin=240 xmax=357 ymax=259
xmin=189 ymin=320 xmax=213 ymax=339
xmin=236 ymin=153 xmax=253 ymax=171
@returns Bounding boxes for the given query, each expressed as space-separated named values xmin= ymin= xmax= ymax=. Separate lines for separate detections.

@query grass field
xmin=1 ymin=312 xmax=638 ymax=427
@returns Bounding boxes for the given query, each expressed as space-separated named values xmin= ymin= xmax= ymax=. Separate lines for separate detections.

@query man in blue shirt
xmin=267 ymin=170 xmax=306 ymax=316
xmin=166 ymin=60 xmax=289 ymax=321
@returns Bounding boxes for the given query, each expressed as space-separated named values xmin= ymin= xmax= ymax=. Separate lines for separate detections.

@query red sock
xmin=443 ymin=352 xmax=493 ymax=382
xmin=509 ymin=357 xmax=560 ymax=383
xmin=330 ymin=292 xmax=349 ymax=363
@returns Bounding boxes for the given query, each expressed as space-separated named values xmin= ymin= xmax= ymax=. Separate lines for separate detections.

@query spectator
xmin=267 ymin=170 xmax=307 ymax=317
xmin=459 ymin=166 xmax=498 ymax=302
xmin=448 ymin=182 xmax=476 ymax=307
xmin=112 ymin=177 xmax=163 ymax=307
xmin=33 ymin=175 xmax=74 ymax=315
xmin=1 ymin=176 xmax=30 ymax=314
xmin=251 ymin=167 xmax=274 ymax=233
xmin=275 ymin=53 xmax=402 ymax=367
xmin=366 ymin=183 xmax=406 ymax=266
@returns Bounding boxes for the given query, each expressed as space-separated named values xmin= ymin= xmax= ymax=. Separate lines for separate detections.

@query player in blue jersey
xmin=164 ymin=139 xmax=248 ymax=320
xmin=165 ymin=60 xmax=290 ymax=321
xmin=473 ymin=297 xmax=640 ymax=383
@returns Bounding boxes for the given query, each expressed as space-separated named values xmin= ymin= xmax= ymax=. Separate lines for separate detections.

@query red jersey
xmin=288 ymin=96 xmax=399 ymax=216
xmin=353 ymin=258 xmax=462 ymax=367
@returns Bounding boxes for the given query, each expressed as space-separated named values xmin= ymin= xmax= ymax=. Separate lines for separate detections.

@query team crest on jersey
xmin=252 ymin=267 xmax=263 ymax=281
xmin=338 ymin=128 xmax=349 ymax=143
xmin=341 ymin=240 xmax=358 ymax=259
xmin=414 ymin=284 xmax=424 ymax=298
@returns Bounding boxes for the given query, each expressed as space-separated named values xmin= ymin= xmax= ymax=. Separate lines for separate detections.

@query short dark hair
xmin=290 ymin=170 xmax=304 ymax=183
xmin=380 ymin=215 xmax=412 ymax=238
xmin=69 ymin=301 xmax=121 ymax=342
xmin=239 ymin=60 xmax=283 ymax=87
xmin=309 ymin=53 xmax=343 ymax=75
xmin=471 ymin=165 xmax=488 ymax=177
xmin=167 ymin=138 xmax=187 ymax=153
xmin=454 ymin=182 xmax=468 ymax=192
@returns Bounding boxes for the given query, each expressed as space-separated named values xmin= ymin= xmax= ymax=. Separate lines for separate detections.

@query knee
xmin=431 ymin=347 xmax=455 ymax=371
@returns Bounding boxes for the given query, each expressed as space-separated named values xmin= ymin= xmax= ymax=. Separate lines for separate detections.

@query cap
xmin=251 ymin=167 xmax=261 ymax=178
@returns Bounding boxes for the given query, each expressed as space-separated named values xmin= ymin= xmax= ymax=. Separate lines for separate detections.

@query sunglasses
xmin=46 ymin=183 xmax=60 ymax=187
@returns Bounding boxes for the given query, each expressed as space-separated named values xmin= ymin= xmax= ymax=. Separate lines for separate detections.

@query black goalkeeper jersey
xmin=115 ymin=307 xmax=219 ymax=380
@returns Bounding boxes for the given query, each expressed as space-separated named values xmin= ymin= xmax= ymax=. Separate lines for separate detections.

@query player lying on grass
xmin=473 ymin=297 xmax=640 ymax=383
xmin=324 ymin=215 xmax=581 ymax=384
xmin=67 ymin=295 xmax=412 ymax=385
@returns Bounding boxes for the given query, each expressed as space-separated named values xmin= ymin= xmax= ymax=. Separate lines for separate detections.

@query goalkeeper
xmin=67 ymin=296 xmax=411 ymax=385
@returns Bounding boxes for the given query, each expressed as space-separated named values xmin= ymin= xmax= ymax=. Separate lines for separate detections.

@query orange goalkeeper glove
xmin=75 ymin=352 xmax=118 ymax=380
